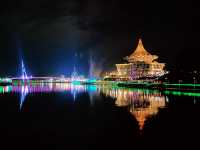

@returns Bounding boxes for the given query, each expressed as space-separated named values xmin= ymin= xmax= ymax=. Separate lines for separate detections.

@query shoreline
xmin=1 ymin=79 xmax=200 ymax=92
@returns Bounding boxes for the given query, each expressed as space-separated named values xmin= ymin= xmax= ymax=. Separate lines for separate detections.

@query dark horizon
xmin=0 ymin=0 xmax=200 ymax=77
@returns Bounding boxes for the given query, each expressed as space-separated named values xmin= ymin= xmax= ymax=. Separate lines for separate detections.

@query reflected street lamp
xmin=178 ymin=80 xmax=182 ymax=90
xmin=193 ymin=77 xmax=196 ymax=89
xmin=165 ymin=77 xmax=168 ymax=83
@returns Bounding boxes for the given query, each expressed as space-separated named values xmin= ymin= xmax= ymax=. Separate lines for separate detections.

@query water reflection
xmin=0 ymin=83 xmax=96 ymax=109
xmin=0 ymin=83 xmax=168 ymax=129
xmin=6 ymin=83 xmax=86 ymax=93
xmin=100 ymin=87 xmax=167 ymax=130
xmin=20 ymin=85 xmax=29 ymax=109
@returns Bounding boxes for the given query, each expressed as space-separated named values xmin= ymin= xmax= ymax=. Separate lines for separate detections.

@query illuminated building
xmin=108 ymin=39 xmax=168 ymax=80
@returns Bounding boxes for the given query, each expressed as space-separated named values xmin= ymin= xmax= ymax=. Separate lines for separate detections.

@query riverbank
xmin=2 ymin=78 xmax=200 ymax=92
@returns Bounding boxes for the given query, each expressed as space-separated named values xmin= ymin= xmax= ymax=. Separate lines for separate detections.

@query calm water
xmin=0 ymin=83 xmax=200 ymax=149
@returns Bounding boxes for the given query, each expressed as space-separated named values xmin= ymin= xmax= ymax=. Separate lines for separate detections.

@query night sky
xmin=0 ymin=0 xmax=200 ymax=77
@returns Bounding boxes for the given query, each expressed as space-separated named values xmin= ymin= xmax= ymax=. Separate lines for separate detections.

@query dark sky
xmin=0 ymin=0 xmax=200 ymax=77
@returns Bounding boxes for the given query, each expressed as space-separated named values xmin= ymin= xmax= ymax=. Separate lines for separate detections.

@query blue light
xmin=87 ymin=85 xmax=97 ymax=92
xmin=21 ymin=60 xmax=28 ymax=80
xmin=20 ymin=86 xmax=29 ymax=110
xmin=86 ymin=79 xmax=97 ymax=83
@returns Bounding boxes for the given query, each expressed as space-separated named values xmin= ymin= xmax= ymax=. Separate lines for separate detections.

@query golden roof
xmin=129 ymin=39 xmax=151 ymax=57
xmin=126 ymin=38 xmax=158 ymax=63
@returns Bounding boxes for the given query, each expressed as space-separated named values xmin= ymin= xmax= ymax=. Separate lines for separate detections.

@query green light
xmin=0 ymin=86 xmax=3 ymax=93
xmin=164 ymin=83 xmax=200 ymax=87
xmin=72 ymin=81 xmax=81 ymax=85
xmin=87 ymin=79 xmax=97 ymax=83
xmin=164 ymin=90 xmax=200 ymax=97
xmin=0 ymin=86 xmax=12 ymax=93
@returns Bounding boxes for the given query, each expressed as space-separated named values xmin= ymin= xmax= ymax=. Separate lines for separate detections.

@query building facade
xmin=115 ymin=39 xmax=167 ymax=80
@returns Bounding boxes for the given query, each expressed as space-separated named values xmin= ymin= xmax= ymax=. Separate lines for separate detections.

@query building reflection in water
xmin=100 ymin=86 xmax=168 ymax=130
xmin=1 ymin=83 xmax=167 ymax=129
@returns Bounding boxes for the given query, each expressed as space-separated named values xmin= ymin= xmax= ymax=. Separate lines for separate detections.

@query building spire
xmin=138 ymin=38 xmax=143 ymax=46
xmin=127 ymin=38 xmax=150 ymax=61
xmin=135 ymin=38 xmax=146 ymax=52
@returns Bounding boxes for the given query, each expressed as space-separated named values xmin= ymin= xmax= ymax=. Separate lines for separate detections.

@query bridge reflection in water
xmin=0 ymin=83 xmax=168 ymax=129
